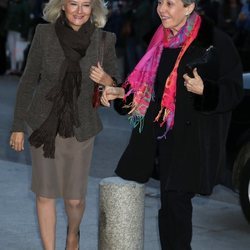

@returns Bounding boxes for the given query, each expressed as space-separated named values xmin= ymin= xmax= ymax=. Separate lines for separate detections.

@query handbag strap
xmin=98 ymin=31 xmax=106 ymax=67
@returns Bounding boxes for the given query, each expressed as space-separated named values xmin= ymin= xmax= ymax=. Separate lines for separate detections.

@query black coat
xmin=114 ymin=17 xmax=243 ymax=195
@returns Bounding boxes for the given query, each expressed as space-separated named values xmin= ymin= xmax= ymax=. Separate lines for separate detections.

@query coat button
xmin=185 ymin=120 xmax=191 ymax=126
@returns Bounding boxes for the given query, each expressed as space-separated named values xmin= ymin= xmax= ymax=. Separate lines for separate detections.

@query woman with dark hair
xmin=9 ymin=0 xmax=118 ymax=249
xmin=218 ymin=0 xmax=242 ymax=37
xmin=101 ymin=0 xmax=243 ymax=248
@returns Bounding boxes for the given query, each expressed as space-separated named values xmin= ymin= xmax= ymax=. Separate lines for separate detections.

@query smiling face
xmin=157 ymin=0 xmax=195 ymax=35
xmin=62 ymin=0 xmax=92 ymax=31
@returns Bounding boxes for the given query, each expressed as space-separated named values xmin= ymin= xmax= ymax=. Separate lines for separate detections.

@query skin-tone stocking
xmin=64 ymin=199 xmax=85 ymax=250
xmin=36 ymin=196 xmax=56 ymax=250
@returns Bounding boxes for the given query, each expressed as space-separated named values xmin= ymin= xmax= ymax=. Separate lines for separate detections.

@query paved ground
xmin=0 ymin=75 xmax=250 ymax=250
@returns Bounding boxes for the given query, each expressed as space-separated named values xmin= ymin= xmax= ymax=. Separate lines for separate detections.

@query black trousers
xmin=158 ymin=184 xmax=195 ymax=250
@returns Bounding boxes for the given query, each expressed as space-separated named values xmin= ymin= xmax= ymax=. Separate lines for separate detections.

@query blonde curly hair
xmin=43 ymin=0 xmax=108 ymax=28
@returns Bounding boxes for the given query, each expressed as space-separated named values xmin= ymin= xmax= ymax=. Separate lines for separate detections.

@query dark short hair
xmin=183 ymin=0 xmax=196 ymax=7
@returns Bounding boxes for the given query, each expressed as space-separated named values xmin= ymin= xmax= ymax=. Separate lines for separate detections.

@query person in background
xmin=234 ymin=0 xmax=250 ymax=70
xmin=104 ymin=0 xmax=129 ymax=79
xmin=218 ymin=0 xmax=242 ymax=37
xmin=236 ymin=0 xmax=250 ymax=48
xmin=0 ymin=0 xmax=8 ymax=75
xmin=104 ymin=0 xmax=127 ymax=48
xmin=30 ymin=0 xmax=49 ymax=28
xmin=101 ymin=0 xmax=243 ymax=249
xmin=21 ymin=0 xmax=48 ymax=72
xmin=5 ymin=0 xmax=31 ymax=75
xmin=122 ymin=0 xmax=153 ymax=74
xmin=197 ymin=0 xmax=220 ymax=24
xmin=9 ymin=0 xmax=119 ymax=249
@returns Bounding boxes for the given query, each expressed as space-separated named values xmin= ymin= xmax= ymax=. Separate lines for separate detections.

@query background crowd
xmin=0 ymin=0 xmax=250 ymax=77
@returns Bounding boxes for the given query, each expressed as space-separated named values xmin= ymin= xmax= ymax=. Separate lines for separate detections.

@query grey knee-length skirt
xmin=29 ymin=131 xmax=95 ymax=200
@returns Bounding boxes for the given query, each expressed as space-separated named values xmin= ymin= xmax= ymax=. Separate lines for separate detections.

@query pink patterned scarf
xmin=124 ymin=12 xmax=201 ymax=137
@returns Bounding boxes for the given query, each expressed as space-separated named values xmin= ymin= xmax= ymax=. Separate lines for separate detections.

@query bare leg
xmin=36 ymin=196 xmax=56 ymax=250
xmin=64 ymin=199 xmax=85 ymax=250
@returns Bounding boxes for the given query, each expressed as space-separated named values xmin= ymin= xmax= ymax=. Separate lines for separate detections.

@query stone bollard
xmin=98 ymin=177 xmax=145 ymax=250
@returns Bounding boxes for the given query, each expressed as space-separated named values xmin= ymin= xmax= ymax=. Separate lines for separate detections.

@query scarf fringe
xmin=157 ymin=123 xmax=171 ymax=140
xmin=28 ymin=18 xmax=94 ymax=158
xmin=29 ymin=66 xmax=82 ymax=158
xmin=58 ymin=106 xmax=75 ymax=137
xmin=30 ymin=117 xmax=57 ymax=159
xmin=123 ymin=13 xmax=201 ymax=138
xmin=156 ymin=108 xmax=174 ymax=139
xmin=154 ymin=107 xmax=164 ymax=123
xmin=128 ymin=115 xmax=145 ymax=133
xmin=122 ymin=101 xmax=133 ymax=110
xmin=42 ymin=139 xmax=56 ymax=158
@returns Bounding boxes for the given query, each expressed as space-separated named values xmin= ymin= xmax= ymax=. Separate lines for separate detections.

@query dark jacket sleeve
xmin=113 ymin=83 xmax=133 ymax=115
xmin=11 ymin=25 xmax=43 ymax=132
xmin=194 ymin=29 xmax=243 ymax=113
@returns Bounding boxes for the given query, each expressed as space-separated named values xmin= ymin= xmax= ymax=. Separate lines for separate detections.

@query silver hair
xmin=43 ymin=0 xmax=108 ymax=28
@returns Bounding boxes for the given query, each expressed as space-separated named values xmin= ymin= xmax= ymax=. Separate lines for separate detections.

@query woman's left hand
xmin=101 ymin=86 xmax=125 ymax=107
xmin=183 ymin=68 xmax=204 ymax=95
xmin=89 ymin=62 xmax=114 ymax=86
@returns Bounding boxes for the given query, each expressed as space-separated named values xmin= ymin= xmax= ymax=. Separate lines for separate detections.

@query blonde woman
xmin=9 ymin=0 xmax=118 ymax=249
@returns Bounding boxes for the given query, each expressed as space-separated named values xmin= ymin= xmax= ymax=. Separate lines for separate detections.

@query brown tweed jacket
xmin=11 ymin=23 xmax=119 ymax=141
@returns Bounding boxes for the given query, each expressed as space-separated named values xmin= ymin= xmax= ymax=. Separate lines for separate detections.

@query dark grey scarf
xmin=29 ymin=15 xmax=95 ymax=158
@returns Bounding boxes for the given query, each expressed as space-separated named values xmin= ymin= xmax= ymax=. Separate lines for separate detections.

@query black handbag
xmin=92 ymin=31 xmax=106 ymax=108
xmin=186 ymin=45 xmax=219 ymax=81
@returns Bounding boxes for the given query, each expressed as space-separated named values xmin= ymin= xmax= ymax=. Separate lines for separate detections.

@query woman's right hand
xmin=89 ymin=62 xmax=115 ymax=87
xmin=101 ymin=86 xmax=125 ymax=107
xmin=9 ymin=132 xmax=25 ymax=151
